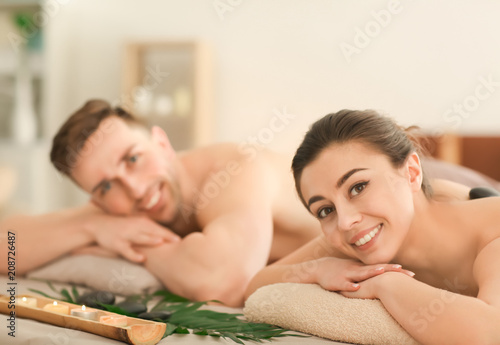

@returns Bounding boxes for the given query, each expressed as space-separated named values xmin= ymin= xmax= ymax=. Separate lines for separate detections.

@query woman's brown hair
xmin=291 ymin=109 xmax=432 ymax=206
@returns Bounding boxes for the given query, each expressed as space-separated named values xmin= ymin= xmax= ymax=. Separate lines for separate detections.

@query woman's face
xmin=300 ymin=141 xmax=422 ymax=264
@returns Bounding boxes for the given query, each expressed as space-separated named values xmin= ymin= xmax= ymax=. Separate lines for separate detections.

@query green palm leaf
xmin=33 ymin=285 xmax=306 ymax=343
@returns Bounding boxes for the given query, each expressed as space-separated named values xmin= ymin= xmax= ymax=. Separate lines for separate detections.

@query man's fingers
xmin=130 ymin=233 xmax=176 ymax=246
xmin=71 ymin=246 xmax=119 ymax=258
xmin=159 ymin=230 xmax=181 ymax=243
xmin=143 ymin=226 xmax=181 ymax=243
xmin=119 ymin=244 xmax=145 ymax=263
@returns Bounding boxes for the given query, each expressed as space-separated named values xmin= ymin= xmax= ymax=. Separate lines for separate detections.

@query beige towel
xmin=244 ymin=283 xmax=419 ymax=345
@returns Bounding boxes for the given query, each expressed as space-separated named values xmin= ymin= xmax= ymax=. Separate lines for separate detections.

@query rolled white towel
xmin=244 ymin=283 xmax=419 ymax=345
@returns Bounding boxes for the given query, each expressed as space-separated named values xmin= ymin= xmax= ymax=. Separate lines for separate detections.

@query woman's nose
xmin=336 ymin=202 xmax=362 ymax=232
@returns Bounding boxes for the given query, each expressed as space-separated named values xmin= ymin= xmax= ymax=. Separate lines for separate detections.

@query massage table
xmin=0 ymin=256 xmax=347 ymax=345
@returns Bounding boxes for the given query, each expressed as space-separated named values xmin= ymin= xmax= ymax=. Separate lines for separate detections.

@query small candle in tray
xmin=100 ymin=315 xmax=127 ymax=327
xmin=42 ymin=301 xmax=69 ymax=315
xmin=71 ymin=305 xmax=98 ymax=321
xmin=16 ymin=297 xmax=37 ymax=308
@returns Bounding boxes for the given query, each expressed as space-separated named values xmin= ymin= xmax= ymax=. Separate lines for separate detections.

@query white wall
xmin=41 ymin=0 xmax=500 ymax=206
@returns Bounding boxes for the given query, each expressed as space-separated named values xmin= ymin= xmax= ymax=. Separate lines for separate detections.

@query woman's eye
xmin=128 ymin=154 xmax=138 ymax=163
xmin=350 ymin=182 xmax=368 ymax=196
xmin=317 ymin=207 xmax=334 ymax=219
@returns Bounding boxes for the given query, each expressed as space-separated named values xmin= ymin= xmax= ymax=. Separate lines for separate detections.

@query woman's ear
xmin=406 ymin=152 xmax=423 ymax=192
xmin=151 ymin=126 xmax=175 ymax=159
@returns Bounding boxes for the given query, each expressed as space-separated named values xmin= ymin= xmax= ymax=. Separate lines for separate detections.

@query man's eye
xmin=350 ymin=182 xmax=368 ymax=196
xmin=128 ymin=155 xmax=138 ymax=163
xmin=317 ymin=207 xmax=334 ymax=219
xmin=101 ymin=181 xmax=111 ymax=195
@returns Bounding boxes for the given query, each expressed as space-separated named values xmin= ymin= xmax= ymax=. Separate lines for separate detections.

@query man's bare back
xmin=176 ymin=143 xmax=321 ymax=263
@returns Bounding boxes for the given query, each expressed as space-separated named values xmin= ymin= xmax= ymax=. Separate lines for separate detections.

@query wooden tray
xmin=0 ymin=294 xmax=166 ymax=345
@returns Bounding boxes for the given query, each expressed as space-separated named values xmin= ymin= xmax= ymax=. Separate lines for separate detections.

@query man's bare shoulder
xmin=181 ymin=142 xmax=288 ymax=158
xmin=180 ymin=142 xmax=291 ymax=174
xmin=186 ymin=144 xmax=290 ymax=219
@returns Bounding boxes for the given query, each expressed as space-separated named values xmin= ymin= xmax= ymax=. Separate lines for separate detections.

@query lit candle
xmin=42 ymin=301 xmax=69 ymax=315
xmin=100 ymin=315 xmax=127 ymax=327
xmin=70 ymin=305 xmax=98 ymax=321
xmin=16 ymin=297 xmax=37 ymax=308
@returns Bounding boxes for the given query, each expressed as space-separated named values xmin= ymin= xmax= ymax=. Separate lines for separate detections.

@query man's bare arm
xmin=0 ymin=203 xmax=97 ymax=275
xmin=0 ymin=203 xmax=179 ymax=275
xmin=136 ymin=158 xmax=278 ymax=307
xmin=139 ymin=208 xmax=273 ymax=307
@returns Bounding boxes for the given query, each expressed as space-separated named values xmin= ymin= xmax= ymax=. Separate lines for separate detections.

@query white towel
xmin=244 ymin=283 xmax=419 ymax=345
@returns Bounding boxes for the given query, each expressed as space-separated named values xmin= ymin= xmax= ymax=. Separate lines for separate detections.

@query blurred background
xmin=1 ymin=0 xmax=500 ymax=215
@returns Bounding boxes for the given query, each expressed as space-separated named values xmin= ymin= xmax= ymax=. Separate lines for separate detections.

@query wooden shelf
xmin=122 ymin=40 xmax=213 ymax=150
xmin=0 ymin=294 xmax=166 ymax=345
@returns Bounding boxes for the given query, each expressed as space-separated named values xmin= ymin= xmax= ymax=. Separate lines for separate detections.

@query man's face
xmin=71 ymin=116 xmax=181 ymax=224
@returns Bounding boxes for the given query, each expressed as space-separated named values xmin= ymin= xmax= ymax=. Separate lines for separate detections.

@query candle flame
xmin=53 ymin=301 xmax=58 ymax=306
xmin=22 ymin=297 xmax=27 ymax=302
xmin=82 ymin=305 xmax=86 ymax=311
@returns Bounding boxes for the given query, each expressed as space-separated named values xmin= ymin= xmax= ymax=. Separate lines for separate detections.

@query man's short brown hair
xmin=50 ymin=99 xmax=145 ymax=177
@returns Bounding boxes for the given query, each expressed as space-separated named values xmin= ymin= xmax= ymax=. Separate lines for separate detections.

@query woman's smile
xmin=350 ymin=223 xmax=382 ymax=251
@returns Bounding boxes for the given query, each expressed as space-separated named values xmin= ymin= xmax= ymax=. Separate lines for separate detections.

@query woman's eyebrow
xmin=336 ymin=168 xmax=367 ymax=188
xmin=307 ymin=195 xmax=325 ymax=209
xmin=306 ymin=168 xmax=367 ymax=210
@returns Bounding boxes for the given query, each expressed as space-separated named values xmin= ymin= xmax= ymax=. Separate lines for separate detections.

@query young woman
xmin=245 ymin=110 xmax=500 ymax=345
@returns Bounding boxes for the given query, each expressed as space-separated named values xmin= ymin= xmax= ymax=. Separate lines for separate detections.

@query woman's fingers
xmin=345 ymin=264 xmax=387 ymax=281
xmin=340 ymin=290 xmax=357 ymax=298
xmin=343 ymin=281 xmax=361 ymax=291
xmin=346 ymin=264 xmax=413 ymax=282
xmin=402 ymin=269 xmax=416 ymax=277
xmin=318 ymin=258 xmax=416 ymax=293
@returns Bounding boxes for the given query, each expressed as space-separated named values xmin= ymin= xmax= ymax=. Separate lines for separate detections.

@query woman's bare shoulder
xmin=431 ymin=178 xmax=471 ymax=202
xmin=460 ymin=197 xmax=500 ymax=249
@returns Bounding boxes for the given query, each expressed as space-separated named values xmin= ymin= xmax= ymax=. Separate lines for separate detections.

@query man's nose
xmin=117 ymin=172 xmax=147 ymax=200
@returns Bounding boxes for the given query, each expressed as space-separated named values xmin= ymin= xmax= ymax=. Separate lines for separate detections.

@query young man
xmin=1 ymin=100 xmax=322 ymax=307
xmin=0 ymin=100 xmax=491 ymax=306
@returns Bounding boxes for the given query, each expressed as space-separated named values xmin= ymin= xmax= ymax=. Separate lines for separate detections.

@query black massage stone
xmin=137 ymin=311 xmax=172 ymax=321
xmin=76 ymin=291 xmax=116 ymax=310
xmin=115 ymin=301 xmax=148 ymax=315
xmin=469 ymin=187 xmax=500 ymax=200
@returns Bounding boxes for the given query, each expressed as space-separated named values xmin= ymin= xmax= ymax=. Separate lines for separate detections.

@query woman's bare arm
xmin=244 ymin=235 xmax=408 ymax=300
xmin=340 ymin=238 xmax=500 ymax=345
